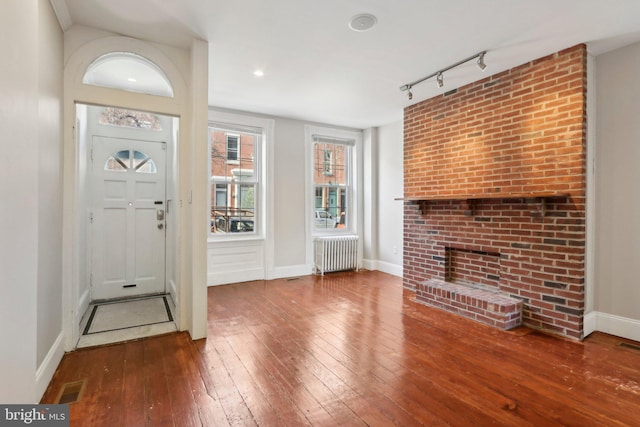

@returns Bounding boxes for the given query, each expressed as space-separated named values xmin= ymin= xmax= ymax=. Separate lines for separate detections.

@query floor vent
xmin=618 ymin=342 xmax=640 ymax=352
xmin=55 ymin=380 xmax=86 ymax=404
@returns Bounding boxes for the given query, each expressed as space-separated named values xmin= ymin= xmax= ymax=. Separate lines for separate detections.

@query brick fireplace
xmin=403 ymin=45 xmax=586 ymax=339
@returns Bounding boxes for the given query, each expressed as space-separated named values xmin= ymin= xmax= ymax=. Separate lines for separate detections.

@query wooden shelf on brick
xmin=405 ymin=191 xmax=569 ymax=217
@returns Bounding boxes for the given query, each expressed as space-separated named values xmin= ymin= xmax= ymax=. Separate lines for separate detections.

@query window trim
xmin=210 ymin=129 xmax=259 ymax=238
xmin=305 ymin=125 xmax=363 ymax=238
xmin=208 ymin=111 xmax=274 ymax=244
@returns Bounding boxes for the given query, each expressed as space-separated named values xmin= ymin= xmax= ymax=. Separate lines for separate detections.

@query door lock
xmin=157 ymin=223 xmax=164 ymax=230
xmin=157 ymin=209 xmax=165 ymax=221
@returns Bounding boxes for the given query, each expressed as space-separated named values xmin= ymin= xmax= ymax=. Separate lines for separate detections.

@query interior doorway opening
xmin=75 ymin=103 xmax=180 ymax=347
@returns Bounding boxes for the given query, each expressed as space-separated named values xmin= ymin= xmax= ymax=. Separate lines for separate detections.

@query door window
xmin=104 ymin=150 xmax=157 ymax=174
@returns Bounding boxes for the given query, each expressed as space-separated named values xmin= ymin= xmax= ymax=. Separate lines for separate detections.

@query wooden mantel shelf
xmin=402 ymin=192 xmax=569 ymax=217
xmin=403 ymin=191 xmax=568 ymax=202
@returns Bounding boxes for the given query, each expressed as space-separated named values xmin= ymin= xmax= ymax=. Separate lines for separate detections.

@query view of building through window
xmin=210 ymin=127 xmax=258 ymax=234
xmin=313 ymin=139 xmax=349 ymax=230
xmin=99 ymin=107 xmax=162 ymax=130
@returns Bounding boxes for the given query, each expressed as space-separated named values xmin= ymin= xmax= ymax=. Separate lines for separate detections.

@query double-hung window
xmin=310 ymin=131 xmax=358 ymax=233
xmin=209 ymin=124 xmax=260 ymax=235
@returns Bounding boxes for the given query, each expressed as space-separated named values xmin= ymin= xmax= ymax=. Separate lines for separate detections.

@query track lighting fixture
xmin=400 ymin=50 xmax=487 ymax=100
xmin=477 ymin=52 xmax=486 ymax=71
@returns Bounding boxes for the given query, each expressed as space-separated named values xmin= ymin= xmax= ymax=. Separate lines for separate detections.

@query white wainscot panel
xmin=207 ymin=240 xmax=265 ymax=286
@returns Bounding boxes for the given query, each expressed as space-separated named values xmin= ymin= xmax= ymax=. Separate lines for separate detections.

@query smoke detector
xmin=349 ymin=14 xmax=377 ymax=32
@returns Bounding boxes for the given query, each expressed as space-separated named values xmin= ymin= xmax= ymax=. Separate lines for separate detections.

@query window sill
xmin=208 ymin=234 xmax=264 ymax=244
xmin=312 ymin=228 xmax=354 ymax=237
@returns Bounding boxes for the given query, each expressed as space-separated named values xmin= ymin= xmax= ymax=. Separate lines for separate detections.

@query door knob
xmin=157 ymin=223 xmax=164 ymax=230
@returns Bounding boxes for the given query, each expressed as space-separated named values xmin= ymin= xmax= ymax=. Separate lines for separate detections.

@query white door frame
xmin=62 ymin=35 xmax=209 ymax=351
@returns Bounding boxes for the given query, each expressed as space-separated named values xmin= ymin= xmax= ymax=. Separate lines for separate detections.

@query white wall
xmin=363 ymin=128 xmax=378 ymax=265
xmin=206 ymin=108 xmax=404 ymax=281
xmin=364 ymin=121 xmax=404 ymax=276
xmin=36 ymin=0 xmax=64 ymax=379
xmin=593 ymin=41 xmax=640 ymax=341
xmin=273 ymin=118 xmax=309 ymax=270
xmin=370 ymin=121 xmax=404 ymax=276
xmin=0 ymin=0 xmax=64 ymax=402
xmin=207 ymin=107 xmax=367 ymax=280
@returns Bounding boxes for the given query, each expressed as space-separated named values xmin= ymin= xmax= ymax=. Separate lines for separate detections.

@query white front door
xmin=91 ymin=136 xmax=167 ymax=300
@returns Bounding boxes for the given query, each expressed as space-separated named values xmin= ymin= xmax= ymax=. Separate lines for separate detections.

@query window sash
xmin=312 ymin=137 xmax=353 ymax=232
xmin=209 ymin=124 xmax=261 ymax=236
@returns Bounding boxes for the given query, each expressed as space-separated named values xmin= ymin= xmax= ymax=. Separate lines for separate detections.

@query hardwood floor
xmin=42 ymin=271 xmax=640 ymax=426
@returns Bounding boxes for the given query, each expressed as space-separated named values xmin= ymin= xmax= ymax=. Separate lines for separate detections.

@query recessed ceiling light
xmin=127 ymin=77 xmax=137 ymax=82
xmin=349 ymin=13 xmax=377 ymax=32
xmin=253 ymin=70 xmax=264 ymax=77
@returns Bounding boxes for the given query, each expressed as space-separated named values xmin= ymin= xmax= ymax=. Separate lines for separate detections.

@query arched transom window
xmin=83 ymin=52 xmax=174 ymax=97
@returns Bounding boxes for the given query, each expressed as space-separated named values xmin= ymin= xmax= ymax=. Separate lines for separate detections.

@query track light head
xmin=400 ymin=50 xmax=486 ymax=97
xmin=477 ymin=52 xmax=487 ymax=71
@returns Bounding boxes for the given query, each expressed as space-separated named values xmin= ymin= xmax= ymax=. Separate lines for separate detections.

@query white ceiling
xmin=58 ymin=0 xmax=640 ymax=129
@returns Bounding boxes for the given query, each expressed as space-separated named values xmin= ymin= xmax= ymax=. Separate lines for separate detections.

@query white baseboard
xmin=269 ymin=264 xmax=313 ymax=280
xmin=169 ymin=279 xmax=178 ymax=303
xmin=375 ymin=260 xmax=403 ymax=277
xmin=591 ymin=311 xmax=640 ymax=342
xmin=36 ymin=331 xmax=65 ymax=401
xmin=362 ymin=259 xmax=376 ymax=271
xmin=77 ymin=288 xmax=90 ymax=322
xmin=362 ymin=259 xmax=403 ymax=277
xmin=584 ymin=311 xmax=597 ymax=337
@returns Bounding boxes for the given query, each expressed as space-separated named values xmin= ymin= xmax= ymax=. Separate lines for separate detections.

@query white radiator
xmin=314 ymin=235 xmax=359 ymax=275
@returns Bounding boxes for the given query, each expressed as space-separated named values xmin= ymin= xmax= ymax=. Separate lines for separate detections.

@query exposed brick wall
xmin=404 ymin=45 xmax=586 ymax=199
xmin=403 ymin=45 xmax=587 ymax=339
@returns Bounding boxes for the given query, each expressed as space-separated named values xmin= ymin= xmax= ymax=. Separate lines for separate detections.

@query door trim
xmin=62 ymin=36 xmax=208 ymax=352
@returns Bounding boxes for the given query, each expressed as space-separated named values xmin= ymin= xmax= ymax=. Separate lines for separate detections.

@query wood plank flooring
xmin=42 ymin=271 xmax=640 ymax=426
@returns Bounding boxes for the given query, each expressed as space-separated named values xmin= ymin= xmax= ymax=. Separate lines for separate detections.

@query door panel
xmin=103 ymin=207 xmax=127 ymax=282
xmin=91 ymin=137 xmax=166 ymax=300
